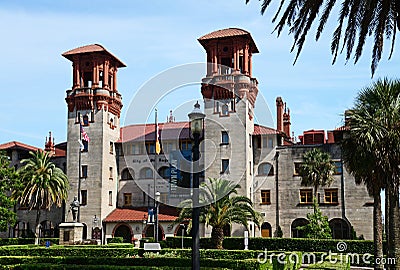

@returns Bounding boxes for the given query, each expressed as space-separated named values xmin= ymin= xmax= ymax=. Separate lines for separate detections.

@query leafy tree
xmin=176 ymin=178 xmax=261 ymax=249
xmin=342 ymin=78 xmax=400 ymax=269
xmin=299 ymin=198 xmax=332 ymax=239
xmin=246 ymin=0 xmax=399 ymax=76
xmin=0 ymin=151 xmax=19 ymax=232
xmin=299 ymin=148 xmax=335 ymax=199
xmin=13 ymin=151 xmax=69 ymax=244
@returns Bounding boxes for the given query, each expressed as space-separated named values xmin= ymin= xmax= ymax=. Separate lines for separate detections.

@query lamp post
xmin=155 ymin=191 xmax=161 ymax=242
xmin=180 ymin=224 xmax=186 ymax=249
xmin=188 ymin=101 xmax=205 ymax=270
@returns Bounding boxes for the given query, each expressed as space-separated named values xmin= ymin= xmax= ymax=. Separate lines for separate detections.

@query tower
xmin=63 ymin=44 xmax=126 ymax=240
xmin=198 ymin=28 xmax=259 ymax=212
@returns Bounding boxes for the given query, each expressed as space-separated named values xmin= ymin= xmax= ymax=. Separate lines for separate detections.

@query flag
xmin=155 ymin=109 xmax=161 ymax=155
xmin=80 ymin=123 xmax=90 ymax=142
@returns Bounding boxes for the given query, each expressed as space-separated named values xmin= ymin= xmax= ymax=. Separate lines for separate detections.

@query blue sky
xmin=0 ymin=0 xmax=399 ymax=148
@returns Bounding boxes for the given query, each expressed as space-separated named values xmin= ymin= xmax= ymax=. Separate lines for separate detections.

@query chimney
xmin=44 ymin=131 xmax=55 ymax=155
xmin=283 ymin=103 xmax=291 ymax=138
xmin=276 ymin=97 xmax=284 ymax=133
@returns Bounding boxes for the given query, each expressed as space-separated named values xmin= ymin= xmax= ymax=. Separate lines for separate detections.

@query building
xmin=0 ymin=28 xmax=373 ymax=242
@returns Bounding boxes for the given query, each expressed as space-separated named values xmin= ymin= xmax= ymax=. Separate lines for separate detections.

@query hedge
xmin=0 ymin=256 xmax=281 ymax=270
xmin=0 ymin=238 xmax=59 ymax=246
xmin=0 ymin=247 xmax=138 ymax=257
xmin=165 ymin=237 xmax=374 ymax=254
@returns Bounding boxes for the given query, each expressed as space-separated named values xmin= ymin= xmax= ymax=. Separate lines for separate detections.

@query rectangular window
xmin=249 ymin=161 xmax=252 ymax=175
xmin=261 ymin=190 xmax=271 ymax=205
xmin=109 ymin=191 xmax=113 ymax=206
xmin=268 ymin=138 xmax=274 ymax=148
xmin=146 ymin=142 xmax=155 ymax=154
xmin=262 ymin=137 xmax=267 ymax=148
xmin=333 ymin=161 xmax=342 ymax=175
xmin=249 ymin=134 xmax=252 ymax=148
xmin=82 ymin=140 xmax=88 ymax=152
xmin=215 ymin=101 xmax=220 ymax=113
xmin=294 ymin=162 xmax=302 ymax=175
xmin=180 ymin=140 xmax=192 ymax=151
xmin=109 ymin=167 xmax=113 ymax=180
xmin=324 ymin=189 xmax=339 ymax=204
xmin=221 ymin=131 xmax=229 ymax=144
xmin=81 ymin=165 xmax=88 ymax=178
xmin=221 ymin=159 xmax=229 ymax=173
xmin=109 ymin=142 xmax=114 ymax=154
xmin=82 ymin=115 xmax=89 ymax=126
xmin=81 ymin=190 xmax=87 ymax=206
xmin=131 ymin=144 xmax=140 ymax=155
xmin=124 ymin=193 xmax=132 ymax=206
xmin=300 ymin=189 xmax=313 ymax=204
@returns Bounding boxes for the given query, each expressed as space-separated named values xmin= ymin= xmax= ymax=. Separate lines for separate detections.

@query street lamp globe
xmin=188 ymin=101 xmax=205 ymax=136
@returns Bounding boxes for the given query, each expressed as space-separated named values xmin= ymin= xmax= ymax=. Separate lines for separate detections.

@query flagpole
xmin=153 ymin=109 xmax=157 ymax=241
xmin=77 ymin=122 xmax=82 ymax=223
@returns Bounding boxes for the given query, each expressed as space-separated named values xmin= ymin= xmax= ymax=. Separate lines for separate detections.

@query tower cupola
xmin=63 ymin=44 xmax=126 ymax=117
xmin=198 ymin=28 xmax=259 ymax=108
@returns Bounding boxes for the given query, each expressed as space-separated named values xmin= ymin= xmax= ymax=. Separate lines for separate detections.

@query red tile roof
xmin=118 ymin=121 xmax=190 ymax=143
xmin=335 ymin=125 xmax=349 ymax=131
xmin=0 ymin=141 xmax=40 ymax=152
xmin=198 ymin=28 xmax=259 ymax=53
xmin=199 ymin=28 xmax=250 ymax=40
xmin=104 ymin=208 xmax=178 ymax=223
xmin=62 ymin=44 xmax=126 ymax=67
xmin=253 ymin=124 xmax=280 ymax=135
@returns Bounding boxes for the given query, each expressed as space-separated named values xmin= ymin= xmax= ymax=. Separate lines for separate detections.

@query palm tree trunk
xmin=388 ymin=184 xmax=400 ymax=270
xmin=211 ymin=227 xmax=224 ymax=249
xmin=385 ymin=187 xmax=390 ymax=260
xmin=34 ymin=208 xmax=40 ymax=245
xmin=373 ymin=188 xmax=384 ymax=269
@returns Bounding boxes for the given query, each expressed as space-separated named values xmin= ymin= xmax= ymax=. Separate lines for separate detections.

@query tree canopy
xmin=0 ymin=151 xmax=19 ymax=232
xmin=176 ymin=178 xmax=261 ymax=249
xmin=246 ymin=0 xmax=399 ymax=76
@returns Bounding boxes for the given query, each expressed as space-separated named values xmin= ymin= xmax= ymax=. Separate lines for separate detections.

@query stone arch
xmin=143 ymin=224 xmax=164 ymax=241
xmin=174 ymin=222 xmax=190 ymax=237
xmin=291 ymin=218 xmax=309 ymax=238
xmin=329 ymin=218 xmax=350 ymax=239
xmin=39 ymin=220 xmax=54 ymax=238
xmin=113 ymin=223 xmax=133 ymax=243
xmin=158 ymin=166 xmax=170 ymax=179
xmin=121 ymin=167 xmax=134 ymax=180
xmin=261 ymin=222 xmax=272 ymax=237
xmin=258 ymin=162 xmax=274 ymax=176
xmin=140 ymin=167 xmax=153 ymax=179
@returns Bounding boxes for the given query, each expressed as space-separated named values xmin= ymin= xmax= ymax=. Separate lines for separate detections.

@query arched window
xmin=40 ymin=220 xmax=54 ymax=238
xmin=158 ymin=166 xmax=171 ymax=179
xmin=121 ymin=168 xmax=134 ymax=180
xmin=261 ymin=222 xmax=272 ymax=237
xmin=291 ymin=218 xmax=309 ymax=238
xmin=140 ymin=167 xmax=153 ymax=179
xmin=258 ymin=163 xmax=274 ymax=176
xmin=329 ymin=218 xmax=350 ymax=239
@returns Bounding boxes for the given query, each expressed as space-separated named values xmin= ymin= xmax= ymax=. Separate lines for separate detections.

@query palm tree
xmin=246 ymin=0 xmax=399 ymax=76
xmin=299 ymin=148 xmax=335 ymax=200
xmin=177 ymin=178 xmax=261 ymax=249
xmin=341 ymin=134 xmax=385 ymax=269
xmin=13 ymin=151 xmax=69 ymax=244
xmin=343 ymin=78 xmax=400 ymax=269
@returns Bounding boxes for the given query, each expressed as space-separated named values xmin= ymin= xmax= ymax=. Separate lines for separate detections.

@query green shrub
xmin=0 ymin=238 xmax=59 ymax=246
xmin=222 ymin=237 xmax=374 ymax=254
xmin=107 ymin=237 xmax=124 ymax=244
xmin=0 ymin=247 xmax=138 ymax=257
xmin=0 ymin=256 xmax=271 ymax=270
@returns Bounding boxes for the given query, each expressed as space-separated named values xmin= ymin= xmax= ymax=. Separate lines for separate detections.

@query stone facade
xmin=0 ymin=28 xmax=373 ymax=243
